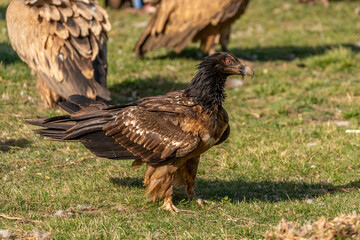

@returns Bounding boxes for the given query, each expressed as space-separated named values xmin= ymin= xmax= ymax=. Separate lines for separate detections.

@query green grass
xmin=1 ymin=0 xmax=360 ymax=238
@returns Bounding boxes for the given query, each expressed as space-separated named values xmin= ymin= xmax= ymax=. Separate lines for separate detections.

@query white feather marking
xmin=58 ymin=53 xmax=64 ymax=61
xmin=124 ymin=120 xmax=131 ymax=126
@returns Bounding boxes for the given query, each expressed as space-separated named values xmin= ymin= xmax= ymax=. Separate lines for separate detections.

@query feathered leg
xmin=36 ymin=74 xmax=62 ymax=108
xmin=220 ymin=26 xmax=231 ymax=52
xmin=183 ymin=156 xmax=205 ymax=207
xmin=200 ymin=34 xmax=216 ymax=55
xmin=183 ymin=157 xmax=199 ymax=199
xmin=144 ymin=164 xmax=179 ymax=213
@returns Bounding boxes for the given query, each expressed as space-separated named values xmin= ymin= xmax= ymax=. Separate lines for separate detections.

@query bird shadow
xmin=108 ymin=75 xmax=188 ymax=105
xmin=148 ymin=43 xmax=360 ymax=62
xmin=195 ymin=178 xmax=360 ymax=203
xmin=0 ymin=138 xmax=32 ymax=153
xmin=108 ymin=175 xmax=360 ymax=204
xmin=0 ymin=42 xmax=21 ymax=65
xmin=110 ymin=176 xmax=144 ymax=188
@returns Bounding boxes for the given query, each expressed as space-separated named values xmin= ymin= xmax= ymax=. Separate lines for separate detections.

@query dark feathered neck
xmin=184 ymin=62 xmax=227 ymax=109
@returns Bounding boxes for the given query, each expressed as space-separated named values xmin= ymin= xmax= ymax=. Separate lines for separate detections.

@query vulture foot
xmin=159 ymin=198 xmax=180 ymax=213
xmin=196 ymin=197 xmax=205 ymax=208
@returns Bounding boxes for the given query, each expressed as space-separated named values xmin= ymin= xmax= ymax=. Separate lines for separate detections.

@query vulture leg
xmin=36 ymin=74 xmax=62 ymax=108
xmin=220 ymin=26 xmax=231 ymax=52
xmin=183 ymin=156 xmax=199 ymax=200
xmin=144 ymin=164 xmax=179 ymax=213
xmin=200 ymin=34 xmax=216 ymax=55
xmin=184 ymin=156 xmax=205 ymax=207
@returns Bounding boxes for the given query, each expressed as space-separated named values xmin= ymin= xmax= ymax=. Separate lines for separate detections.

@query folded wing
xmin=6 ymin=0 xmax=111 ymax=101
xmin=134 ymin=0 xmax=251 ymax=56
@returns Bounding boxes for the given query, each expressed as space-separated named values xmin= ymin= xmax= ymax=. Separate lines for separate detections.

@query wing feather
xmin=104 ymin=106 xmax=200 ymax=164
xmin=134 ymin=0 xmax=251 ymax=56
xmin=6 ymin=0 xmax=111 ymax=102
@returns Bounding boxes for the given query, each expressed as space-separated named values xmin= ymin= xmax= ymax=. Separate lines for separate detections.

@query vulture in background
xmin=6 ymin=0 xmax=112 ymax=107
xmin=134 ymin=0 xmax=251 ymax=57
xmin=26 ymin=52 xmax=254 ymax=212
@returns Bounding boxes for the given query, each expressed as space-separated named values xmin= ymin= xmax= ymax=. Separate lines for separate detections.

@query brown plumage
xmin=26 ymin=52 xmax=254 ymax=212
xmin=6 ymin=0 xmax=111 ymax=107
xmin=134 ymin=0 xmax=251 ymax=57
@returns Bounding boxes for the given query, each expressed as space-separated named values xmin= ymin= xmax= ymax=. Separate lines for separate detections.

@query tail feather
xmin=26 ymin=95 xmax=137 ymax=160
xmin=33 ymin=129 xmax=75 ymax=141
xmin=58 ymin=102 xmax=81 ymax=114
xmin=26 ymin=116 xmax=74 ymax=130
xmin=58 ymin=94 xmax=103 ymax=114
xmin=64 ymin=124 xmax=105 ymax=140
xmin=68 ymin=94 xmax=100 ymax=107
xmin=81 ymin=132 xmax=138 ymax=160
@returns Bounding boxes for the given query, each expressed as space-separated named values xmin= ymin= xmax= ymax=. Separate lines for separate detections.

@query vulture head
xmin=199 ymin=52 xmax=254 ymax=78
xmin=185 ymin=52 xmax=254 ymax=108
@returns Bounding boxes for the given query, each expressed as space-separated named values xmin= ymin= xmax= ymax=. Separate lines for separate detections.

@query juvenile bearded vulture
xmin=134 ymin=0 xmax=251 ymax=57
xmin=6 ymin=0 xmax=112 ymax=107
xmin=26 ymin=52 xmax=254 ymax=212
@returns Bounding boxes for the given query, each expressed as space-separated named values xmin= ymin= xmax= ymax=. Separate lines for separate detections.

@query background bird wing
xmin=103 ymin=97 xmax=200 ymax=164
xmin=6 ymin=0 xmax=111 ymax=100
xmin=134 ymin=0 xmax=249 ymax=54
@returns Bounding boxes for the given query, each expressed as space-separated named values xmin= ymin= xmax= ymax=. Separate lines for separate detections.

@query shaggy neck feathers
xmin=184 ymin=59 xmax=227 ymax=109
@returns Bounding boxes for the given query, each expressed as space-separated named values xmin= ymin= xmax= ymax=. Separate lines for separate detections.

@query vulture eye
xmin=225 ymin=59 xmax=233 ymax=65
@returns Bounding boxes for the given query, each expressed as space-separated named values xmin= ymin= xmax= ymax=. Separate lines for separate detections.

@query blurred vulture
xmin=6 ymin=0 xmax=112 ymax=107
xmin=134 ymin=0 xmax=251 ymax=57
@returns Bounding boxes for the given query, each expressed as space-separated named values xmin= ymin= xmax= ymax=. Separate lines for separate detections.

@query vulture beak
xmin=242 ymin=65 xmax=254 ymax=78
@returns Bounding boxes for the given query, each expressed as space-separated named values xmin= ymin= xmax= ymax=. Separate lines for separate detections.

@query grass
xmin=1 ymin=0 xmax=360 ymax=238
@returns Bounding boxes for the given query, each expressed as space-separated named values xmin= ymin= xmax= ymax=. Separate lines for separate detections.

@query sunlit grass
xmin=1 ymin=0 xmax=360 ymax=238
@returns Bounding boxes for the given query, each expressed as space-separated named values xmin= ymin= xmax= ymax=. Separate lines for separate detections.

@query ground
xmin=1 ymin=0 xmax=360 ymax=239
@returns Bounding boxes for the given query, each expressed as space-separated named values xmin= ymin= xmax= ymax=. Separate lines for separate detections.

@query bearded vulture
xmin=26 ymin=52 xmax=254 ymax=212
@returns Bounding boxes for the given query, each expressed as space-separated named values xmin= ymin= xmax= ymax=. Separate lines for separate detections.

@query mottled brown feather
xmin=6 ymin=0 xmax=111 ymax=107
xmin=134 ymin=0 xmax=251 ymax=57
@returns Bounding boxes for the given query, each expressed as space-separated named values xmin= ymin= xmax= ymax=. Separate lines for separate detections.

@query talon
xmin=196 ymin=197 xmax=205 ymax=208
xmin=159 ymin=202 xmax=180 ymax=214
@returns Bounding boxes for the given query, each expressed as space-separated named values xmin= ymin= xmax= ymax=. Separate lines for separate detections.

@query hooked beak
xmin=241 ymin=65 xmax=254 ymax=78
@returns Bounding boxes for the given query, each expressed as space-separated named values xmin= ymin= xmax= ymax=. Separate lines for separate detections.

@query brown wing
xmin=103 ymin=105 xmax=200 ymax=165
xmin=134 ymin=0 xmax=251 ymax=56
xmin=6 ymin=0 xmax=111 ymax=100
xmin=27 ymin=93 xmax=200 ymax=164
